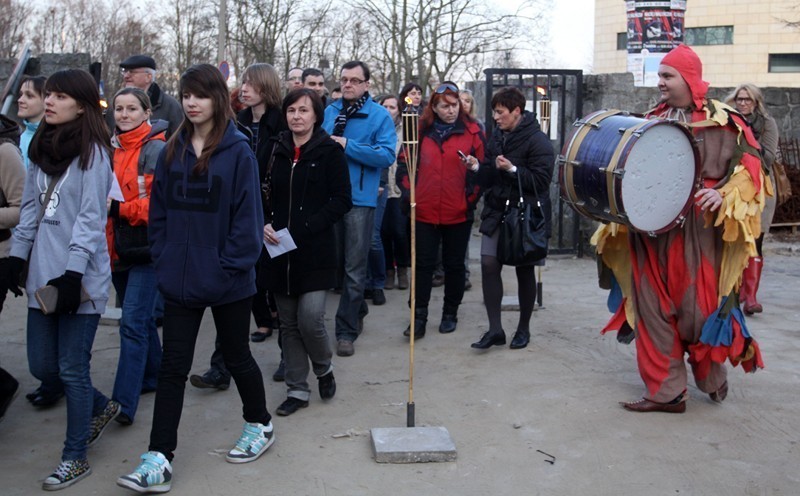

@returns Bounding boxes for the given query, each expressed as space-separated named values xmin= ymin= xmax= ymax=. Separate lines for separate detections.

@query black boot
xmin=509 ymin=328 xmax=530 ymax=349
xmin=403 ymin=308 xmax=428 ymax=339
xmin=471 ymin=328 xmax=506 ymax=349
xmin=439 ymin=313 xmax=458 ymax=334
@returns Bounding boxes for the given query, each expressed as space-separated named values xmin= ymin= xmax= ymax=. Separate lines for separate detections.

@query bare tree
xmin=0 ymin=0 xmax=29 ymax=58
xmin=162 ymin=0 xmax=216 ymax=78
xmin=342 ymin=0 xmax=549 ymax=94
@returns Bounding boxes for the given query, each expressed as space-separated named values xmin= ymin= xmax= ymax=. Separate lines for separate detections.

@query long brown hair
xmin=165 ymin=64 xmax=234 ymax=175
xmin=29 ymin=69 xmax=111 ymax=170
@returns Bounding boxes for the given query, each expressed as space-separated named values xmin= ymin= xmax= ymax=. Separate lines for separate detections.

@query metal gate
xmin=481 ymin=68 xmax=584 ymax=256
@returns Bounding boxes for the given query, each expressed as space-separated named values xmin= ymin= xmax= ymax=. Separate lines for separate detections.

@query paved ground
xmin=1 ymin=233 xmax=798 ymax=496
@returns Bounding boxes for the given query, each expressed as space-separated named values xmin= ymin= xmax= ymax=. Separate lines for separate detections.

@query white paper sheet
xmin=108 ymin=174 xmax=125 ymax=202
xmin=264 ymin=228 xmax=297 ymax=258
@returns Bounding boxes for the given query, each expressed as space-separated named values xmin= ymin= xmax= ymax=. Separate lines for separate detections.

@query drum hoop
xmin=605 ymin=119 xmax=652 ymax=218
xmin=618 ymin=118 xmax=702 ymax=235
xmin=562 ymin=109 xmax=621 ymax=220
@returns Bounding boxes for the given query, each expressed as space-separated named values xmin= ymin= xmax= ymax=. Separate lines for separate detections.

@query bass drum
xmin=558 ymin=109 xmax=700 ymax=235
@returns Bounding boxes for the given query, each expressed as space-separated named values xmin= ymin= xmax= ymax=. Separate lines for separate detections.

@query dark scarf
xmin=32 ymin=120 xmax=82 ymax=176
xmin=747 ymin=112 xmax=765 ymax=142
xmin=148 ymin=82 xmax=162 ymax=109
xmin=333 ymin=92 xmax=370 ymax=136
xmin=432 ymin=119 xmax=456 ymax=141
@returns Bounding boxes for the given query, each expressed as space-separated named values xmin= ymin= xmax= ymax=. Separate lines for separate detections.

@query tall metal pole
xmin=402 ymin=98 xmax=419 ymax=428
xmin=218 ymin=0 xmax=227 ymax=65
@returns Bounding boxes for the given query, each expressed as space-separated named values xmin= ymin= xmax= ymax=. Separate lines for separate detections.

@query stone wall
xmin=582 ymin=72 xmax=800 ymax=140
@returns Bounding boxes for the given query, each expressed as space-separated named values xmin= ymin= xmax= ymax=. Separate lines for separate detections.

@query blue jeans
xmin=274 ymin=291 xmax=331 ymax=401
xmin=112 ymin=265 xmax=162 ymax=421
xmin=27 ymin=310 xmax=109 ymax=461
xmin=367 ymin=188 xmax=388 ymax=290
xmin=335 ymin=206 xmax=374 ymax=342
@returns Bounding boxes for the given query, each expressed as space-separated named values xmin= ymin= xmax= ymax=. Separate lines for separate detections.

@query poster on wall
xmin=626 ymin=0 xmax=687 ymax=86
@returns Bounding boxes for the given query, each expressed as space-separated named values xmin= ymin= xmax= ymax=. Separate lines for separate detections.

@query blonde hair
xmin=725 ymin=83 xmax=767 ymax=116
xmin=459 ymin=90 xmax=478 ymax=119
xmin=241 ymin=63 xmax=282 ymax=109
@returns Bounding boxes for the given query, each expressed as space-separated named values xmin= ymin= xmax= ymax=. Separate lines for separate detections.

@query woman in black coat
xmin=472 ymin=87 xmax=554 ymax=351
xmin=264 ymin=89 xmax=352 ymax=416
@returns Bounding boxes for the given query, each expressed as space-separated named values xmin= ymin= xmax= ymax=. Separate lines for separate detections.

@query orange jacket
xmin=106 ymin=120 xmax=168 ymax=267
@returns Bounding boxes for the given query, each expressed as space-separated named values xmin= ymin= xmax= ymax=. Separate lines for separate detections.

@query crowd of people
xmin=0 ymin=43 xmax=776 ymax=493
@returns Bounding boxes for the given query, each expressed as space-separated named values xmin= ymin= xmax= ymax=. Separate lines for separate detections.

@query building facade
xmin=594 ymin=0 xmax=800 ymax=87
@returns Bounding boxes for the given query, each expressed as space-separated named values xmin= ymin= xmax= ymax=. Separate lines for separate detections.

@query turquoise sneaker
xmin=117 ymin=451 xmax=172 ymax=493
xmin=226 ymin=421 xmax=275 ymax=463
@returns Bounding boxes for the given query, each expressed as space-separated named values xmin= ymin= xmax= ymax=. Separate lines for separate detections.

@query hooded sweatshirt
xmin=148 ymin=120 xmax=264 ymax=307
xmin=10 ymin=145 xmax=113 ymax=314
xmin=20 ymin=119 xmax=40 ymax=169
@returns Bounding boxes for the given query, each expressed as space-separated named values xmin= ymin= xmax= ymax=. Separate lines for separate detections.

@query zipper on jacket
xmin=285 ymin=158 xmax=297 ymax=295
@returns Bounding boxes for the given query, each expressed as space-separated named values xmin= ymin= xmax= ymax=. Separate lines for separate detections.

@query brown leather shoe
xmin=709 ymin=381 xmax=728 ymax=403
xmin=621 ymin=396 xmax=686 ymax=413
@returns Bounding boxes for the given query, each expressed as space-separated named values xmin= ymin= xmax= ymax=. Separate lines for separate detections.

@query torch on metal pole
xmin=369 ymin=98 xmax=456 ymax=464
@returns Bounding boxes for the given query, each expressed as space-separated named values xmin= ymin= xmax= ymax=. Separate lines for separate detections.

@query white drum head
xmin=621 ymin=124 xmax=696 ymax=233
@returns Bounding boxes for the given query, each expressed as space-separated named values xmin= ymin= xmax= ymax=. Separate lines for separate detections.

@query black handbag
xmin=496 ymin=171 xmax=548 ymax=266
xmin=114 ymin=220 xmax=151 ymax=264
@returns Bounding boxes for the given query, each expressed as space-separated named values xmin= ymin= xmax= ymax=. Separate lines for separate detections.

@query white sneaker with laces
xmin=42 ymin=459 xmax=92 ymax=491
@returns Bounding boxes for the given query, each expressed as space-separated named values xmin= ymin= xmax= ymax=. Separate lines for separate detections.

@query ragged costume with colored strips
xmin=593 ymin=47 xmax=769 ymax=404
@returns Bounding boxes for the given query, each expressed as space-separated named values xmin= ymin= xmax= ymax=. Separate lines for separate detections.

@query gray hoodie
xmin=10 ymin=146 xmax=113 ymax=314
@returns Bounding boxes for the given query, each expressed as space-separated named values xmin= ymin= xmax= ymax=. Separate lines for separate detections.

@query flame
xmin=404 ymin=97 xmax=413 ymax=105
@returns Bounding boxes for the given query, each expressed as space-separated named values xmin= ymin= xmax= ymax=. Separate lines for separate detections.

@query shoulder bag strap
xmin=38 ymin=172 xmax=62 ymax=225
xmin=25 ymin=171 xmax=63 ymax=262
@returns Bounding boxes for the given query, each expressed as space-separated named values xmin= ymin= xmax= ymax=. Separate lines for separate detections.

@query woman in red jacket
xmin=399 ymin=83 xmax=484 ymax=338
xmin=106 ymin=87 xmax=167 ymax=425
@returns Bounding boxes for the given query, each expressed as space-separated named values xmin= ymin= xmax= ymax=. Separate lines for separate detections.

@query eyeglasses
xmin=735 ymin=97 xmax=753 ymax=104
xmin=121 ymin=68 xmax=148 ymax=76
xmin=435 ymin=83 xmax=459 ymax=94
xmin=339 ymin=77 xmax=366 ymax=86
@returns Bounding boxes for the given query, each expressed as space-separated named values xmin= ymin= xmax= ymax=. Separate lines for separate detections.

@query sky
xmin=505 ymin=0 xmax=596 ymax=71
xmin=550 ymin=0 xmax=595 ymax=70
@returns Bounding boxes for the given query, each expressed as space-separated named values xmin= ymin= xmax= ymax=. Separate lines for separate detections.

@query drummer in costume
xmin=593 ymin=44 xmax=768 ymax=413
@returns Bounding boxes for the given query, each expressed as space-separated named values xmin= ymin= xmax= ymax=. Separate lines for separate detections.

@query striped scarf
xmin=333 ymin=92 xmax=370 ymax=136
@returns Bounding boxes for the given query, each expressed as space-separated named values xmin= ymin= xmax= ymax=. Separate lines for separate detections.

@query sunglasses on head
xmin=435 ymin=83 xmax=459 ymax=94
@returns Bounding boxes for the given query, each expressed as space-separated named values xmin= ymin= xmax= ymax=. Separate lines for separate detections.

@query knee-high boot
xmin=743 ymin=257 xmax=763 ymax=315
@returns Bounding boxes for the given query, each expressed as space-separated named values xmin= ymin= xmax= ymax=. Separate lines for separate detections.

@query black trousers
xmin=148 ymin=296 xmax=270 ymax=460
xmin=414 ymin=220 xmax=471 ymax=315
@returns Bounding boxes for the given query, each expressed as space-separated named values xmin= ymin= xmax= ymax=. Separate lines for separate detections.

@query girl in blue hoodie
xmin=118 ymin=64 xmax=274 ymax=494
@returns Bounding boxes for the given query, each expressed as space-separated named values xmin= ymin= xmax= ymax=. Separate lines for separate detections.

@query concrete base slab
xmin=501 ymin=296 xmax=542 ymax=311
xmin=100 ymin=306 xmax=122 ymax=326
xmin=371 ymin=426 xmax=457 ymax=463
xmin=501 ymin=295 xmax=520 ymax=311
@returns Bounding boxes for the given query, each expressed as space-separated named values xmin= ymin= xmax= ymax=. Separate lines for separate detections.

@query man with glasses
xmin=107 ymin=55 xmax=183 ymax=137
xmin=323 ymin=60 xmax=396 ymax=357
xmin=285 ymin=67 xmax=304 ymax=93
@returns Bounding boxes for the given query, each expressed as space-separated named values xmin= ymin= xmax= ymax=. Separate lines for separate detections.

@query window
xmin=769 ymin=54 xmax=800 ymax=73
xmin=685 ymin=26 xmax=733 ymax=46
xmin=617 ymin=32 xmax=627 ymax=51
